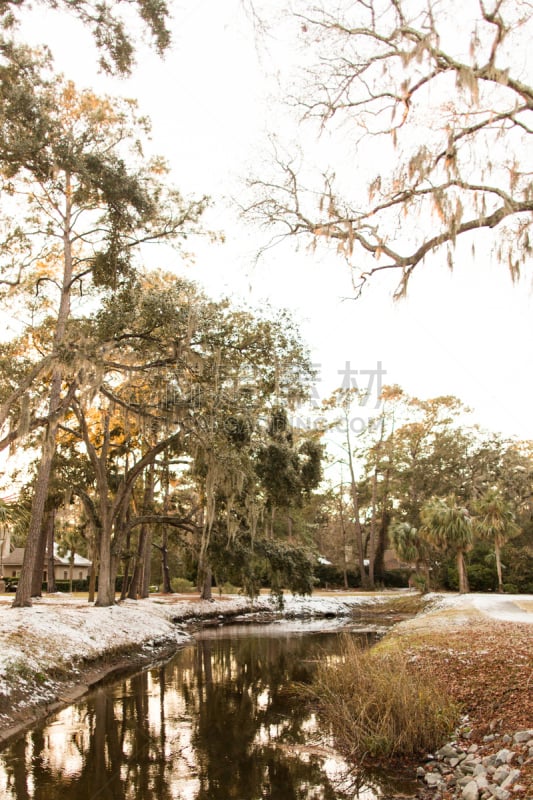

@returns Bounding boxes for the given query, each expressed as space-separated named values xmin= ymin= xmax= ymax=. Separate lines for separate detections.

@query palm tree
xmin=420 ymin=495 xmax=473 ymax=594
xmin=473 ymin=489 xmax=520 ymax=593
xmin=389 ymin=520 xmax=430 ymax=590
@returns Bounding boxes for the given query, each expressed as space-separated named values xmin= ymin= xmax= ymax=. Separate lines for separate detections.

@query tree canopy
xmin=246 ymin=0 xmax=533 ymax=296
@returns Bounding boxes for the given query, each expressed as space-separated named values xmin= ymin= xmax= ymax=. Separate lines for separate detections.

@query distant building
xmin=1 ymin=546 xmax=92 ymax=582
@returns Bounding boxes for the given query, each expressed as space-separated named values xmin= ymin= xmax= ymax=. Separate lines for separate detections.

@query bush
xmin=301 ymin=635 xmax=459 ymax=760
xmin=381 ymin=569 xmax=411 ymax=588
xmin=313 ymin=563 xmax=360 ymax=588
xmin=49 ymin=579 xmax=89 ymax=593
xmin=170 ymin=577 xmax=195 ymax=593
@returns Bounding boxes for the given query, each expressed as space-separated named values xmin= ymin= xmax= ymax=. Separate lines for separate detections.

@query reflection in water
xmin=0 ymin=624 xmax=417 ymax=800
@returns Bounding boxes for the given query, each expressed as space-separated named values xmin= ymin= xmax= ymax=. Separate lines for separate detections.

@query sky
xmin=16 ymin=0 xmax=533 ymax=443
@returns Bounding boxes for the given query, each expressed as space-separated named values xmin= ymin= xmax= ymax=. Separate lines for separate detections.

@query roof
xmin=2 ymin=547 xmax=25 ymax=566
xmin=2 ymin=547 xmax=92 ymax=567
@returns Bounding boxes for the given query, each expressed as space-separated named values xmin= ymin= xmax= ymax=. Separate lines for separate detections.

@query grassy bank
xmin=302 ymin=596 xmax=533 ymax=793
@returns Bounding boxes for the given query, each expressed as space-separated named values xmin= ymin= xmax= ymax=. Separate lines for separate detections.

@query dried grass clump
xmin=306 ymin=635 xmax=459 ymax=760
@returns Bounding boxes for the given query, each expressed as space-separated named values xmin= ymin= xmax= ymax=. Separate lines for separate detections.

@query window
xmin=63 ymin=571 xmax=68 ymax=580
xmin=78 ymin=571 xmax=83 ymax=580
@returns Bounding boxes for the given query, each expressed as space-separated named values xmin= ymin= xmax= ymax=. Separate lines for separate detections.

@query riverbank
xmin=0 ymin=590 xmax=388 ymax=746
xmin=378 ymin=594 xmax=533 ymax=799
xmin=0 ymin=590 xmax=531 ymax=799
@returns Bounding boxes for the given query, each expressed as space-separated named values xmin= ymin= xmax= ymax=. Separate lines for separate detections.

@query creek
xmin=0 ymin=619 xmax=419 ymax=799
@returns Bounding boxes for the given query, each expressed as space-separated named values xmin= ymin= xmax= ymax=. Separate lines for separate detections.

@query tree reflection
xmin=0 ymin=628 xmax=385 ymax=800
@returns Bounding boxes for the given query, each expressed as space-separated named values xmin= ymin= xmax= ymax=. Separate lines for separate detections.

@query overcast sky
xmin=17 ymin=0 xmax=533 ymax=442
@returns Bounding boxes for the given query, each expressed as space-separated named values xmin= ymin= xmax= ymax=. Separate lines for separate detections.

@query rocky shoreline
xmin=417 ymin=728 xmax=533 ymax=800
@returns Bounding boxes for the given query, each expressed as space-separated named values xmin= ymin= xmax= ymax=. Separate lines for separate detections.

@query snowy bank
xmin=0 ymin=590 xmax=391 ymax=742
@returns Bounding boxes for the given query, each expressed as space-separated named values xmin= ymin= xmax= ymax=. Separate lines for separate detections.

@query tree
xmin=7 ymin=79 xmax=205 ymax=607
xmin=389 ymin=520 xmax=430 ymax=590
xmin=247 ymin=0 xmax=533 ymax=296
xmin=473 ymin=488 xmax=520 ymax=592
xmin=420 ymin=495 xmax=473 ymax=593
xmin=322 ymin=388 xmax=369 ymax=586
xmin=1 ymin=0 xmax=171 ymax=76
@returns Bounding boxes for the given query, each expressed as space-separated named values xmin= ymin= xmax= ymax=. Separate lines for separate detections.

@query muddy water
xmin=0 ymin=620 xmax=418 ymax=799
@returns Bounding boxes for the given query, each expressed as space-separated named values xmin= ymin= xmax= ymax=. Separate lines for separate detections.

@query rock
xmin=490 ymin=788 xmax=510 ymax=800
xmin=513 ymin=730 xmax=533 ymax=744
xmin=425 ymin=773 xmax=441 ymax=787
xmin=474 ymin=775 xmax=489 ymax=790
xmin=500 ymin=769 xmax=521 ymax=790
xmin=502 ymin=734 xmax=512 ymax=745
xmin=493 ymin=766 xmax=510 ymax=784
xmin=462 ymin=779 xmax=480 ymax=800
xmin=468 ymin=744 xmax=480 ymax=753
xmin=495 ymin=749 xmax=514 ymax=765
xmin=416 ymin=766 xmax=426 ymax=777
xmin=450 ymin=757 xmax=461 ymax=767
xmin=484 ymin=734 xmax=496 ymax=743
xmin=438 ymin=743 xmax=460 ymax=759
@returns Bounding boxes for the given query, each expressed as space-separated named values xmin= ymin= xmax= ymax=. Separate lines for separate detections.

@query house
xmin=1 ymin=546 xmax=92 ymax=583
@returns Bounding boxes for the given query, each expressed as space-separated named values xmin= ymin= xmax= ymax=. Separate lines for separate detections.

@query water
xmin=0 ymin=621 xmax=418 ymax=799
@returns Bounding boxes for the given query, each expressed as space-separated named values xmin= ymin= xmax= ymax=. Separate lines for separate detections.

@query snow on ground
xmin=0 ymin=590 xmax=530 ymax=733
xmin=424 ymin=592 xmax=533 ymax=624
xmin=0 ymin=591 xmax=388 ymax=699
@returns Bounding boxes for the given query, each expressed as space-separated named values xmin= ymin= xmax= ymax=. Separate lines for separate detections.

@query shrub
xmin=301 ymin=635 xmax=459 ymax=761
xmin=170 ymin=577 xmax=195 ymax=593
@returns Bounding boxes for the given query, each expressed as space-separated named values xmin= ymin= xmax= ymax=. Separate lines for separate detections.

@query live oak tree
xmin=51 ymin=274 xmax=319 ymax=606
xmin=246 ymin=0 xmax=533 ymax=296
xmin=6 ymin=80 xmax=205 ymax=607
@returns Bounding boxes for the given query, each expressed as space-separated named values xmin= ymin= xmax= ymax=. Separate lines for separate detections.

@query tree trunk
xmin=88 ymin=529 xmax=98 ymax=603
xmin=200 ymin=564 xmax=212 ymax=601
xmin=69 ymin=552 xmax=74 ymax=593
xmin=128 ymin=530 xmax=146 ymax=600
xmin=128 ymin=466 xmax=154 ymax=599
xmin=457 ymin=550 xmax=469 ymax=594
xmin=495 ymin=541 xmax=503 ymax=593
xmin=140 ymin=527 xmax=152 ymax=598
xmin=95 ymin=522 xmax=115 ymax=606
xmin=46 ymin=509 xmax=57 ymax=593
xmin=346 ymin=420 xmax=368 ymax=588
xmin=338 ymin=492 xmax=349 ymax=590
xmin=31 ymin=510 xmax=50 ymax=597
xmin=287 ymin=513 xmax=293 ymax=541
xmin=160 ymin=529 xmax=172 ymax=593
xmin=13 ymin=173 xmax=73 ymax=609
xmin=14 ymin=427 xmax=58 ymax=607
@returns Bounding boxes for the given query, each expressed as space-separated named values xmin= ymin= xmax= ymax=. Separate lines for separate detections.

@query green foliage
xmin=256 ymin=408 xmax=323 ymax=511
xmin=170 ymin=577 xmax=195 ymax=594
xmin=0 ymin=0 xmax=171 ymax=76
xmin=209 ymin=532 xmax=315 ymax=604
xmin=501 ymin=545 xmax=533 ymax=593
xmin=420 ymin=496 xmax=473 ymax=553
